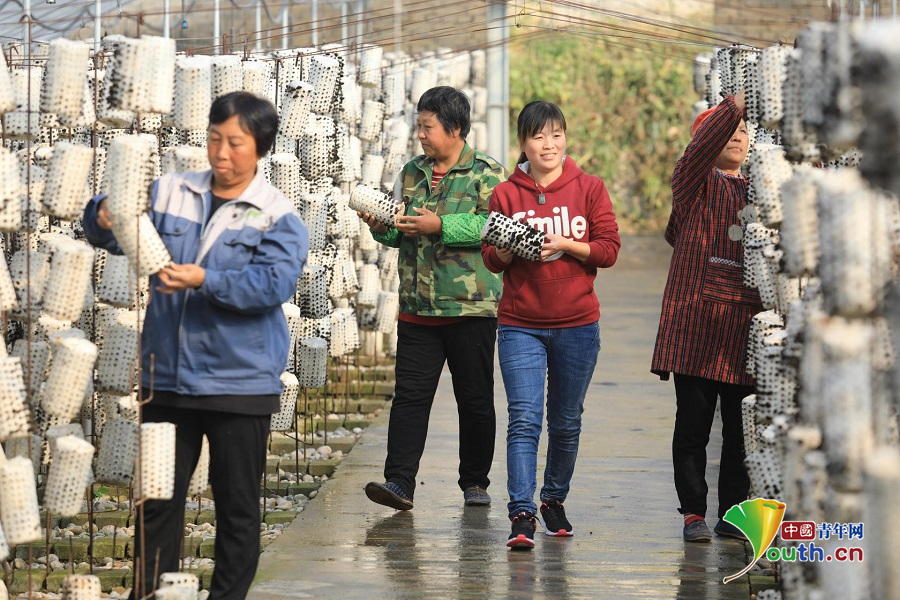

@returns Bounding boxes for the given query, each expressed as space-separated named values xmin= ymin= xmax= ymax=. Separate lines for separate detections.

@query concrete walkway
xmin=248 ymin=235 xmax=761 ymax=600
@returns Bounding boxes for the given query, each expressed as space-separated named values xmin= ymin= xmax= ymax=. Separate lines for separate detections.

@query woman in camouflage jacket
xmin=359 ymin=86 xmax=508 ymax=511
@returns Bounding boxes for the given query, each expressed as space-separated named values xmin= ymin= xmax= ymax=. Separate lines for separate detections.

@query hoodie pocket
xmin=510 ymin=274 xmax=597 ymax=322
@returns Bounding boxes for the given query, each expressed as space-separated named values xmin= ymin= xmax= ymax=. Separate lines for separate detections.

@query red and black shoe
xmin=506 ymin=511 xmax=537 ymax=549
xmin=540 ymin=499 xmax=573 ymax=537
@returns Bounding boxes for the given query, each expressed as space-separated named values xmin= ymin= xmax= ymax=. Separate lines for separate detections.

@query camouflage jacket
xmin=373 ymin=143 xmax=507 ymax=317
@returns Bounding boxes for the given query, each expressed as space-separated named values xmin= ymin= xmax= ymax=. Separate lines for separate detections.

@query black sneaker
xmin=506 ymin=511 xmax=537 ymax=549
xmin=364 ymin=481 xmax=413 ymax=511
xmin=540 ymin=499 xmax=573 ymax=537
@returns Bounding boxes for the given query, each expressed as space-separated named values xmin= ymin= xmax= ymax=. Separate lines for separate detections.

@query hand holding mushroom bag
xmin=84 ymin=92 xmax=309 ymax=599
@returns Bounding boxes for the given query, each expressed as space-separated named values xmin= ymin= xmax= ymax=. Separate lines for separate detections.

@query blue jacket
xmin=84 ymin=169 xmax=309 ymax=397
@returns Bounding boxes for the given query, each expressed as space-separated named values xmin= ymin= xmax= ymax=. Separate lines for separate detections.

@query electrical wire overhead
xmin=0 ymin=0 xmax=847 ymax=58
xmin=0 ymin=0 xmax=141 ymax=42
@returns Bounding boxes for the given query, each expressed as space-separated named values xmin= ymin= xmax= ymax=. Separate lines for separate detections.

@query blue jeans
xmin=500 ymin=322 xmax=600 ymax=518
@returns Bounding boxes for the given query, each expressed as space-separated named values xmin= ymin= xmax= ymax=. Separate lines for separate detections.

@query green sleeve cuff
xmin=441 ymin=213 xmax=488 ymax=247
xmin=372 ymin=228 xmax=401 ymax=247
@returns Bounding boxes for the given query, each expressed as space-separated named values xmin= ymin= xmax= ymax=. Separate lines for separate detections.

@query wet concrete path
xmin=248 ymin=235 xmax=759 ymax=599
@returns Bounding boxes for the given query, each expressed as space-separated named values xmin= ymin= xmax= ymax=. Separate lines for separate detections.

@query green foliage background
xmin=509 ymin=34 xmax=697 ymax=232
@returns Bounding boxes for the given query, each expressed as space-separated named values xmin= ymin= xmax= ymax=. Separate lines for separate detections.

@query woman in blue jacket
xmin=84 ymin=91 xmax=309 ymax=599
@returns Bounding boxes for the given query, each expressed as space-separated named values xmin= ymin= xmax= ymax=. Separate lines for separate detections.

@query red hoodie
xmin=481 ymin=157 xmax=621 ymax=328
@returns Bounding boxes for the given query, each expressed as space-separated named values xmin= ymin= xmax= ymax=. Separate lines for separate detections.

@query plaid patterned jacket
xmin=651 ymin=96 xmax=763 ymax=385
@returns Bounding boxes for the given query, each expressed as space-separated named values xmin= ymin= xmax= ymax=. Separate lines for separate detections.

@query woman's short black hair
xmin=417 ymin=86 xmax=471 ymax=139
xmin=208 ymin=91 xmax=279 ymax=157
xmin=516 ymin=100 xmax=567 ymax=164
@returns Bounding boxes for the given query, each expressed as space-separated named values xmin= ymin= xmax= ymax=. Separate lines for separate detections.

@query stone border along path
xmin=1 ymin=357 xmax=396 ymax=597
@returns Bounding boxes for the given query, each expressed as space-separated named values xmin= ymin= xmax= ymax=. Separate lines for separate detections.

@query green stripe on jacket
xmin=373 ymin=143 xmax=507 ymax=317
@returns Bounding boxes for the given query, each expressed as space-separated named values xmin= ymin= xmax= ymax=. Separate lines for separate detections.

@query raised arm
xmin=665 ymin=93 xmax=745 ymax=246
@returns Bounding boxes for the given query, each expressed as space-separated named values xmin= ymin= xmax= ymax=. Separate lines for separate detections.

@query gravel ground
xmin=4 ymin=428 xmax=363 ymax=598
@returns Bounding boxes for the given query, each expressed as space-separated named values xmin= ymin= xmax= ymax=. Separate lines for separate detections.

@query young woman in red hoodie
xmin=481 ymin=101 xmax=621 ymax=549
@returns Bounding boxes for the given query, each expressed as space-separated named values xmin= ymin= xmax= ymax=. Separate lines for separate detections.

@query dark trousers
xmin=385 ymin=317 xmax=497 ymax=498
xmin=672 ymin=373 xmax=752 ymax=519
xmin=129 ymin=405 xmax=269 ymax=600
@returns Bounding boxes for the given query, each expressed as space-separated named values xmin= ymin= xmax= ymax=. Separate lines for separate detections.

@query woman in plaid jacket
xmin=651 ymin=91 xmax=763 ymax=543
